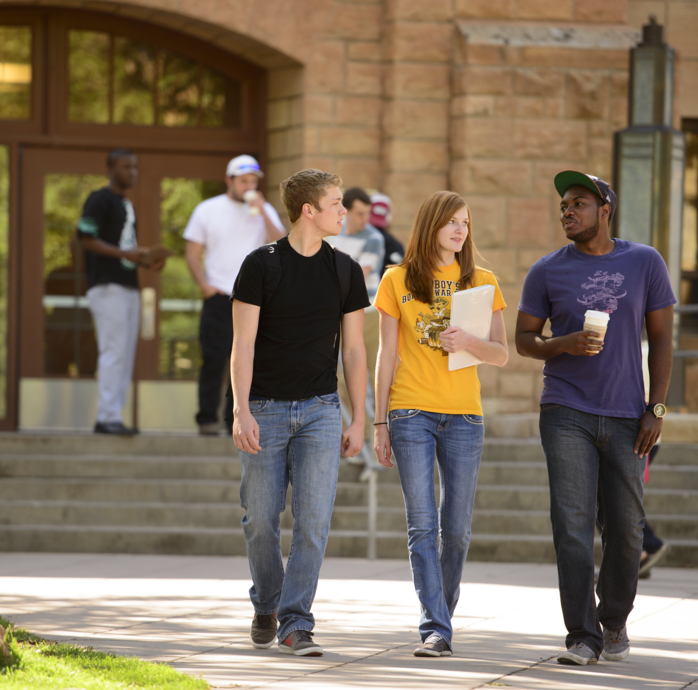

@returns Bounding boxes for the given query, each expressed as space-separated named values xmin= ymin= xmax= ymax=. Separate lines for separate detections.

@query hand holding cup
xmin=583 ymin=310 xmax=610 ymax=355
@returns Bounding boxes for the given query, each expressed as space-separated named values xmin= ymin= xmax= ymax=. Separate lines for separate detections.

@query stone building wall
xmin=4 ymin=0 xmax=697 ymax=414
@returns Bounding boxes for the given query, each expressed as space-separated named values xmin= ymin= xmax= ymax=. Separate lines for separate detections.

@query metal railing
xmin=337 ymin=359 xmax=383 ymax=561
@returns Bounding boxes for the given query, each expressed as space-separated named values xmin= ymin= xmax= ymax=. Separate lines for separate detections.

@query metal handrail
xmin=336 ymin=356 xmax=381 ymax=561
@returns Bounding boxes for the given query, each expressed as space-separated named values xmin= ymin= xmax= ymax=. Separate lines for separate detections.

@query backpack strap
xmin=259 ymin=242 xmax=282 ymax=300
xmin=332 ymin=246 xmax=353 ymax=315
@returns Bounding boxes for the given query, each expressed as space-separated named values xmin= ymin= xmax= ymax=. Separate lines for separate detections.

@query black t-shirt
xmin=77 ymin=187 xmax=139 ymax=289
xmin=231 ymin=236 xmax=369 ymax=400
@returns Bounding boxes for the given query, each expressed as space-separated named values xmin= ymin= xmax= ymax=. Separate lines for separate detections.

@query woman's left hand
xmin=439 ymin=326 xmax=474 ymax=353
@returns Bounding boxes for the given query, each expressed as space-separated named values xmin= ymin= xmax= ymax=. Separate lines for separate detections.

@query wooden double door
xmin=18 ymin=147 xmax=229 ymax=430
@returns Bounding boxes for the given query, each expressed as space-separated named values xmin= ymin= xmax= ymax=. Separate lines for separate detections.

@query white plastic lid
xmin=584 ymin=310 xmax=610 ymax=321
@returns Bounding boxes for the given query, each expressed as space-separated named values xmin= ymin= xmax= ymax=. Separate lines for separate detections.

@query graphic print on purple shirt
xmin=518 ymin=240 xmax=676 ymax=419
xmin=577 ymin=271 xmax=627 ymax=312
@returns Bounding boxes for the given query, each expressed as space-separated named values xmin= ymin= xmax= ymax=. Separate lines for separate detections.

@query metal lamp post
xmin=613 ymin=15 xmax=686 ymax=405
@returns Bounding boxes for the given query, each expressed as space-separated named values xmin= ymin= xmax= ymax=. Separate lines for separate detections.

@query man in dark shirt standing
xmin=77 ymin=148 xmax=162 ymax=435
xmin=231 ymin=169 xmax=369 ymax=656
xmin=516 ymin=171 xmax=675 ymax=666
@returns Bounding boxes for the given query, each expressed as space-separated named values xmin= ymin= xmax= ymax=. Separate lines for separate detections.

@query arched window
xmin=0 ymin=9 xmax=265 ymax=149
xmin=0 ymin=8 xmax=267 ymax=431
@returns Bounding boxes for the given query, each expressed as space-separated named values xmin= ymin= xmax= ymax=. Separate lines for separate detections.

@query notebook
xmin=448 ymin=284 xmax=495 ymax=371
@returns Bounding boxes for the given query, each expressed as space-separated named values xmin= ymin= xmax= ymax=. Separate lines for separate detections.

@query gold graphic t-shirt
xmin=374 ymin=262 xmax=506 ymax=415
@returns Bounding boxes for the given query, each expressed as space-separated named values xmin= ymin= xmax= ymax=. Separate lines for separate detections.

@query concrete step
xmin=477 ymin=463 xmax=548 ymax=486
xmin=0 ymin=478 xmax=238 ymax=503
xmin=0 ymin=432 xmax=694 ymax=568
xmin=644 ymin=465 xmax=698 ymax=490
xmin=484 ymin=413 xmax=698 ymax=443
xmin=649 ymin=445 xmax=698 ymax=466
xmin=0 ymin=432 xmax=238 ymax=457
xmin=0 ymin=455 xmax=241 ymax=480
xmin=0 ymin=455 xmax=366 ymax=484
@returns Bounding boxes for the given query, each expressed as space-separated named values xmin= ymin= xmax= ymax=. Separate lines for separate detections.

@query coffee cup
xmin=243 ymin=190 xmax=261 ymax=216
xmin=583 ymin=309 xmax=610 ymax=354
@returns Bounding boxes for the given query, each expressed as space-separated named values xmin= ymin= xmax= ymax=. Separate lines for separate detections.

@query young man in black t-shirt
xmin=231 ymin=169 xmax=369 ymax=656
xmin=77 ymin=149 xmax=163 ymax=435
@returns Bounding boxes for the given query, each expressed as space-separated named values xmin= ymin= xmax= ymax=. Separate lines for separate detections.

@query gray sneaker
xmin=278 ymin=630 xmax=323 ymax=656
xmin=602 ymin=626 xmax=630 ymax=661
xmin=414 ymin=634 xmax=453 ymax=657
xmin=250 ymin=613 xmax=277 ymax=649
xmin=557 ymin=643 xmax=598 ymax=665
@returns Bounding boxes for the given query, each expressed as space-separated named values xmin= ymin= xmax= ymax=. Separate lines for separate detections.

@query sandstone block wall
xmin=4 ymin=0 xmax=695 ymax=413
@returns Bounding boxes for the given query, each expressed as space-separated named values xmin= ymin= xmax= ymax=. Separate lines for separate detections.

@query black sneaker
xmin=414 ymin=634 xmax=452 ymax=657
xmin=94 ymin=421 xmax=138 ymax=435
xmin=250 ymin=613 xmax=277 ymax=649
xmin=639 ymin=544 xmax=670 ymax=579
xmin=278 ymin=630 xmax=323 ymax=656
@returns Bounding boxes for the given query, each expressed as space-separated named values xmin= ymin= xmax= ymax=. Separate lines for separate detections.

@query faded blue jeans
xmin=239 ymin=393 xmax=342 ymax=642
xmin=389 ymin=409 xmax=485 ymax=648
xmin=539 ymin=403 xmax=645 ymax=655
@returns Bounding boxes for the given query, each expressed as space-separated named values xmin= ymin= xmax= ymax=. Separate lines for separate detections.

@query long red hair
xmin=401 ymin=191 xmax=481 ymax=304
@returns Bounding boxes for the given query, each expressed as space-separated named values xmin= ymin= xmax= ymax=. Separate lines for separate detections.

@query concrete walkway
xmin=0 ymin=554 xmax=696 ymax=690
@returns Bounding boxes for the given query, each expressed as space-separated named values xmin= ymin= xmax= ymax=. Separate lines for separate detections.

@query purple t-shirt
xmin=518 ymin=240 xmax=676 ymax=419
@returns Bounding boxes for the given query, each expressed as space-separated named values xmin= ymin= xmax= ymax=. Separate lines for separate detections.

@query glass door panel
xmin=19 ymin=148 xmax=135 ymax=430
xmin=159 ymin=177 xmax=224 ymax=380
xmin=43 ymin=173 xmax=107 ymax=377
xmin=0 ymin=146 xmax=9 ymax=419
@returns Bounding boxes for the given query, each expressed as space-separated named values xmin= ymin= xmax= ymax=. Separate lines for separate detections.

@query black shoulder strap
xmin=259 ymin=242 xmax=282 ymax=297
xmin=332 ymin=246 xmax=352 ymax=315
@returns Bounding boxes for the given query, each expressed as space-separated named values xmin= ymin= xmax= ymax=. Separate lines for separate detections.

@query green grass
xmin=0 ymin=616 xmax=208 ymax=690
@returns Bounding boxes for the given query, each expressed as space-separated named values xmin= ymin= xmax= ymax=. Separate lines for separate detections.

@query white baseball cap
xmin=226 ymin=155 xmax=264 ymax=178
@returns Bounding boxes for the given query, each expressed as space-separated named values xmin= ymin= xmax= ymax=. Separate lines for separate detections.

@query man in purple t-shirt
xmin=516 ymin=171 xmax=675 ymax=666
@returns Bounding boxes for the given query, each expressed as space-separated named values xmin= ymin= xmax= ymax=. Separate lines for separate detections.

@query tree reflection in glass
xmin=114 ymin=37 xmax=155 ymax=126
xmin=68 ymin=30 xmax=109 ymax=123
xmin=158 ymin=51 xmax=198 ymax=127
xmin=0 ymin=26 xmax=32 ymax=120
xmin=159 ymin=177 xmax=224 ymax=378
xmin=0 ymin=147 xmax=8 ymax=416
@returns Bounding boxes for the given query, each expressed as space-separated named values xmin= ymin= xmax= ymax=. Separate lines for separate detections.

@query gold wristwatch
xmin=647 ymin=403 xmax=667 ymax=418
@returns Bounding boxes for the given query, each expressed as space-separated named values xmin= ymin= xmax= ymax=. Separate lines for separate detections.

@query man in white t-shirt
xmin=184 ymin=155 xmax=285 ymax=435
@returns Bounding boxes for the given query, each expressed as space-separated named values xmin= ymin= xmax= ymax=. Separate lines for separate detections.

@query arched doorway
xmin=0 ymin=8 xmax=267 ymax=431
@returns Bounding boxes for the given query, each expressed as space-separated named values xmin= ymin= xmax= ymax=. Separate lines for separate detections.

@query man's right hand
xmin=122 ymin=247 xmax=147 ymax=264
xmin=559 ymin=330 xmax=603 ymax=356
xmin=233 ymin=409 xmax=262 ymax=455
xmin=202 ymin=284 xmax=224 ymax=299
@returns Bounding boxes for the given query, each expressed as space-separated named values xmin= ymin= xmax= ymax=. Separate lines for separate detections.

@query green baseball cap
xmin=554 ymin=170 xmax=617 ymax=219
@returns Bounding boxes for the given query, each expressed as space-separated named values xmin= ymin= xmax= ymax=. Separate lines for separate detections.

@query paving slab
xmin=0 ymin=553 xmax=695 ymax=690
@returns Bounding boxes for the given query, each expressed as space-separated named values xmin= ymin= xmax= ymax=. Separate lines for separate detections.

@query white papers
xmin=325 ymin=235 xmax=366 ymax=260
xmin=448 ymin=284 xmax=495 ymax=371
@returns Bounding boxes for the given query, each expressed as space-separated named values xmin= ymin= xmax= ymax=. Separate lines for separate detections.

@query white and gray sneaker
xmin=557 ymin=643 xmax=599 ymax=665
xmin=414 ymin=634 xmax=453 ymax=657
xmin=601 ymin=626 xmax=630 ymax=661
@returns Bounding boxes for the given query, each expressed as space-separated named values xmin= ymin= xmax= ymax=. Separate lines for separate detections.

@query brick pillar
xmin=451 ymin=0 xmax=635 ymax=413
xmin=381 ymin=0 xmax=453 ymax=244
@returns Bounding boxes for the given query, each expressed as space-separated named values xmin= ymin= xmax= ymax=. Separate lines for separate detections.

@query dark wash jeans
xmin=539 ymin=403 xmax=645 ymax=655
xmin=196 ymin=293 xmax=233 ymax=427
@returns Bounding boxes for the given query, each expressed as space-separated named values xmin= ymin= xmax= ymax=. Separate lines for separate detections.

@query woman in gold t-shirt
xmin=373 ymin=190 xmax=508 ymax=658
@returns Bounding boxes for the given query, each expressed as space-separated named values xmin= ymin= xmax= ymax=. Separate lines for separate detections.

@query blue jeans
xmin=239 ymin=393 xmax=342 ymax=642
xmin=539 ymin=404 xmax=645 ymax=655
xmin=389 ymin=409 xmax=485 ymax=648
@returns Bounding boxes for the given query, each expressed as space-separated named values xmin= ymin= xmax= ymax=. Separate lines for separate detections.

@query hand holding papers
xmin=447 ymin=284 xmax=495 ymax=371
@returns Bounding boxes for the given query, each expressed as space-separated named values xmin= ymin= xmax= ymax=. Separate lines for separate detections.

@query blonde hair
xmin=401 ymin=191 xmax=482 ymax=304
xmin=280 ymin=169 xmax=342 ymax=224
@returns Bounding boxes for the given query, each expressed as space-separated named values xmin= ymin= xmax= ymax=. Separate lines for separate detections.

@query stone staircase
xmin=0 ymin=432 xmax=696 ymax=567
